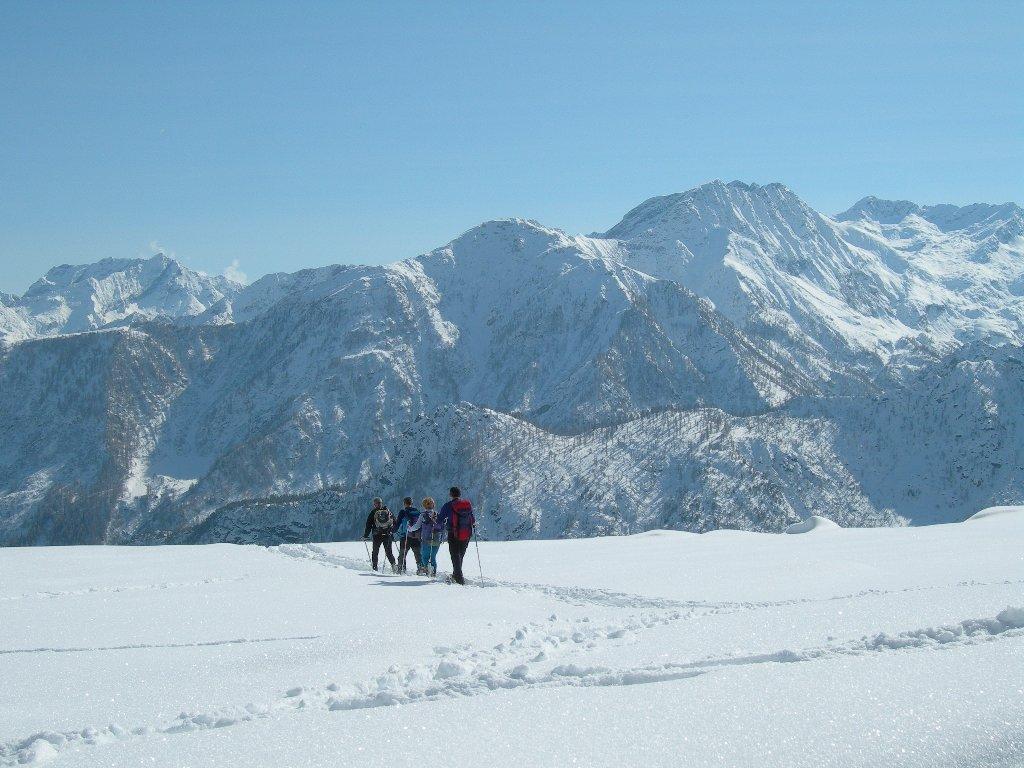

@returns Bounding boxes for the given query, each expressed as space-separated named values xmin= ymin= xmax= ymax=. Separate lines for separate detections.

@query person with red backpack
xmin=438 ymin=486 xmax=474 ymax=585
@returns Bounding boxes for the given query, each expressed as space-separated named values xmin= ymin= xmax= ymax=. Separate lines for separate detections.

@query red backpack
xmin=449 ymin=498 xmax=474 ymax=542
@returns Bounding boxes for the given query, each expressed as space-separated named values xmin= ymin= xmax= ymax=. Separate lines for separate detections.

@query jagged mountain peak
xmin=918 ymin=201 xmax=1023 ymax=239
xmin=7 ymin=252 xmax=242 ymax=338
xmin=599 ymin=180 xmax=815 ymax=243
xmin=27 ymin=252 xmax=181 ymax=292
xmin=834 ymin=196 xmax=923 ymax=225
xmin=836 ymin=196 xmax=1022 ymax=234
xmin=20 ymin=253 xmax=240 ymax=307
xmin=426 ymin=218 xmax=571 ymax=263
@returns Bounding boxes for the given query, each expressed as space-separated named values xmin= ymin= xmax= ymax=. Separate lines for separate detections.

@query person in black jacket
xmin=362 ymin=497 xmax=396 ymax=572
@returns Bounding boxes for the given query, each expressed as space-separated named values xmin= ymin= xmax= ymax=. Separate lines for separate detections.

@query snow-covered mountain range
xmin=0 ymin=254 xmax=242 ymax=344
xmin=1 ymin=181 xmax=1022 ymax=545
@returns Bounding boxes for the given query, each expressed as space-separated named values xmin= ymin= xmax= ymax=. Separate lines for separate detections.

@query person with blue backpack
xmin=414 ymin=497 xmax=444 ymax=577
xmin=393 ymin=497 xmax=422 ymax=575
xmin=438 ymin=486 xmax=475 ymax=585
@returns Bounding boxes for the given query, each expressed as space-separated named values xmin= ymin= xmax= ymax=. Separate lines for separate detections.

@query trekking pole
xmin=363 ymin=538 xmax=371 ymax=566
xmin=473 ymin=525 xmax=483 ymax=583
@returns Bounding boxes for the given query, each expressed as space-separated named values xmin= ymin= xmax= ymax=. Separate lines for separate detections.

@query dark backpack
xmin=449 ymin=498 xmax=474 ymax=542
xmin=373 ymin=507 xmax=393 ymax=532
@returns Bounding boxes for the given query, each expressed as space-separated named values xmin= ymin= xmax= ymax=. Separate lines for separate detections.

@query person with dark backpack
xmin=394 ymin=497 xmax=422 ymax=574
xmin=438 ymin=486 xmax=474 ymax=585
xmin=362 ymin=497 xmax=396 ymax=572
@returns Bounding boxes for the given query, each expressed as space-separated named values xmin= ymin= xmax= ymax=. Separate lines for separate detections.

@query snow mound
xmin=997 ymin=606 xmax=1024 ymax=628
xmin=785 ymin=516 xmax=841 ymax=534
xmin=963 ymin=505 xmax=1024 ymax=522
xmin=862 ymin=606 xmax=1024 ymax=650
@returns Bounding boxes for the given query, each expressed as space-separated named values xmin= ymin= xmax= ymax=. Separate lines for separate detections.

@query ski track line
xmin=5 ymin=607 xmax=1023 ymax=766
xmin=271 ymin=543 xmax=700 ymax=611
xmin=0 ymin=635 xmax=322 ymax=656
xmin=270 ymin=543 xmax=1024 ymax=615
xmin=0 ymin=576 xmax=253 ymax=603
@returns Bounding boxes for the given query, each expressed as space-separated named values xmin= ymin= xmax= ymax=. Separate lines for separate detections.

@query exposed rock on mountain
xmin=1 ymin=182 xmax=1021 ymax=545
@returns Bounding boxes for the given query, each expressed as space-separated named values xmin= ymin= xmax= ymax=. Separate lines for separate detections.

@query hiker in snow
xmin=362 ymin=497 xmax=396 ymax=572
xmin=415 ymin=497 xmax=444 ymax=577
xmin=394 ymin=496 xmax=422 ymax=574
xmin=438 ymin=486 xmax=474 ymax=585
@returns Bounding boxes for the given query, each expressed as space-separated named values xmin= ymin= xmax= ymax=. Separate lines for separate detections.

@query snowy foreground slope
xmin=2 ymin=508 xmax=1022 ymax=767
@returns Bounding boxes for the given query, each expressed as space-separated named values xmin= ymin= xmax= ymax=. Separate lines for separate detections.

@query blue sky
xmin=1 ymin=1 xmax=1021 ymax=293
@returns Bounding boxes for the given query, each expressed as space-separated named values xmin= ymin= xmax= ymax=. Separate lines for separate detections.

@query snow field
xmin=1 ymin=509 xmax=1022 ymax=767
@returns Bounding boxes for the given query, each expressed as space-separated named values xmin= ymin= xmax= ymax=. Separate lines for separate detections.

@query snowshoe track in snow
xmin=0 ymin=635 xmax=321 ymax=656
xmin=4 ymin=605 xmax=1022 ymax=766
xmin=271 ymin=543 xmax=1024 ymax=614
xmin=0 ymin=576 xmax=252 ymax=603
xmin=6 ymin=543 xmax=1020 ymax=765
